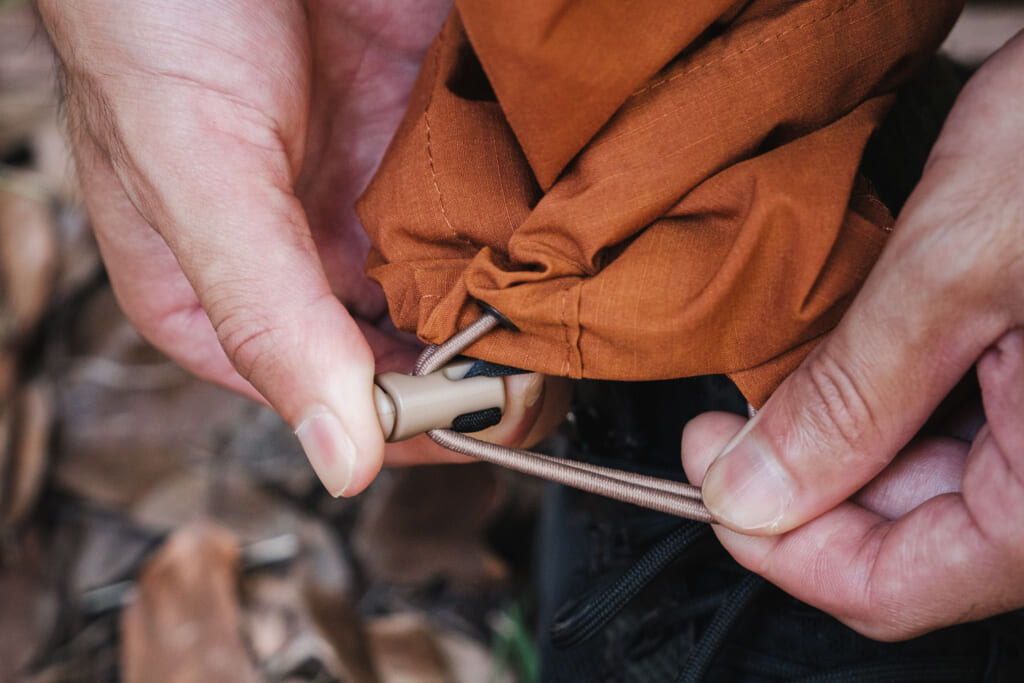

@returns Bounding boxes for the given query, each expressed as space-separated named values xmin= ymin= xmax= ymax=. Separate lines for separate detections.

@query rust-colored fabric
xmin=357 ymin=0 xmax=963 ymax=407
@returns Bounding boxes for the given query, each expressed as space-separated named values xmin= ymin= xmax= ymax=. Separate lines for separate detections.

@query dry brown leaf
xmin=121 ymin=522 xmax=262 ymax=683
xmin=0 ymin=404 xmax=10 ymax=516
xmin=51 ymin=205 xmax=99 ymax=300
xmin=0 ymin=348 xmax=14 ymax=402
xmin=353 ymin=464 xmax=507 ymax=589
xmin=242 ymin=572 xmax=378 ymax=683
xmin=434 ymin=630 xmax=511 ymax=683
xmin=303 ymin=582 xmax=378 ymax=683
xmin=28 ymin=119 xmax=79 ymax=204
xmin=366 ymin=613 xmax=453 ymax=683
xmin=0 ymin=532 xmax=59 ymax=681
xmin=130 ymin=468 xmax=308 ymax=544
xmin=0 ymin=182 xmax=60 ymax=340
xmin=54 ymin=289 xmax=253 ymax=509
xmin=239 ymin=520 xmax=372 ymax=682
xmin=0 ymin=2 xmax=59 ymax=155
xmin=3 ymin=379 xmax=53 ymax=526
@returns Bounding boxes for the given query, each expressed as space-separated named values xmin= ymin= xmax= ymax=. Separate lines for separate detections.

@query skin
xmin=38 ymin=0 xmax=567 ymax=496
xmin=40 ymin=0 xmax=1024 ymax=641
xmin=684 ymin=30 xmax=1024 ymax=640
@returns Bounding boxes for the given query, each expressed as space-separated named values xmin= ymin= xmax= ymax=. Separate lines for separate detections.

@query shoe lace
xmin=548 ymin=520 xmax=991 ymax=682
xmin=550 ymin=521 xmax=711 ymax=649
xmin=548 ymin=517 xmax=765 ymax=680
xmin=673 ymin=573 xmax=764 ymax=683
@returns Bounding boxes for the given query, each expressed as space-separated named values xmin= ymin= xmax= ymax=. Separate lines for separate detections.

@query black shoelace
xmin=550 ymin=519 xmax=766 ymax=680
xmin=548 ymin=520 xmax=989 ymax=682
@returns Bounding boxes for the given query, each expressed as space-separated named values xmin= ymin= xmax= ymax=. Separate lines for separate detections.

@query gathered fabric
xmin=357 ymin=0 xmax=963 ymax=407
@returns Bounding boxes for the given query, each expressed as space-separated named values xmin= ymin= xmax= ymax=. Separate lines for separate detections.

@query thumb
xmin=699 ymin=32 xmax=1024 ymax=534
xmin=45 ymin=0 xmax=385 ymax=497
xmin=85 ymin=126 xmax=383 ymax=500
xmin=699 ymin=222 xmax=1005 ymax=534
xmin=164 ymin=180 xmax=384 ymax=498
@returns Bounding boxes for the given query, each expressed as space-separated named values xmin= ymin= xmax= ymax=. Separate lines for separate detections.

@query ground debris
xmin=0 ymin=4 xmax=538 ymax=682
xmin=120 ymin=523 xmax=262 ymax=683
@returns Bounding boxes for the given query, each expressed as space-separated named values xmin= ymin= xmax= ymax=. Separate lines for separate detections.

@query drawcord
xmin=419 ymin=315 xmax=994 ymax=683
xmin=413 ymin=311 xmax=714 ymax=523
xmin=674 ymin=574 xmax=764 ymax=683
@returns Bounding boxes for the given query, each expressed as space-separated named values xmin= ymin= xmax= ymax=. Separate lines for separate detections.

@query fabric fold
xmin=358 ymin=0 xmax=964 ymax=406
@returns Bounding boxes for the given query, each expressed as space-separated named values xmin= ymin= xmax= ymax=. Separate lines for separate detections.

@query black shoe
xmin=535 ymin=376 xmax=1024 ymax=683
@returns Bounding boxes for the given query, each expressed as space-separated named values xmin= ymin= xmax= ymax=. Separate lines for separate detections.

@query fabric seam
xmin=572 ymin=282 xmax=583 ymax=377
xmin=630 ymin=0 xmax=862 ymax=98
xmin=424 ymin=32 xmax=460 ymax=243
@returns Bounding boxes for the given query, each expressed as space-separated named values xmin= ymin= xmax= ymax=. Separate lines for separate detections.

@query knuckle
xmin=207 ymin=292 xmax=288 ymax=383
xmin=792 ymin=347 xmax=883 ymax=462
xmin=218 ymin=317 xmax=283 ymax=382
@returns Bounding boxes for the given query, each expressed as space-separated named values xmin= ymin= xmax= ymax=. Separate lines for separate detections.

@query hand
xmin=39 ymin=1 xmax=565 ymax=496
xmin=682 ymin=30 xmax=1024 ymax=640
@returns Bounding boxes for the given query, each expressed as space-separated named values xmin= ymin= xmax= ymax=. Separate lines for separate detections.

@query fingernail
xmin=702 ymin=418 xmax=794 ymax=532
xmin=295 ymin=407 xmax=356 ymax=497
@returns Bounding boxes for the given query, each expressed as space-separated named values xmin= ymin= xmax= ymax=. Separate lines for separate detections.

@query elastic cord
xmin=414 ymin=312 xmax=714 ymax=523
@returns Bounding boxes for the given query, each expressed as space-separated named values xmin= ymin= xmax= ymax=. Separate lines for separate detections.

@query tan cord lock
xmin=374 ymin=359 xmax=505 ymax=441
xmin=373 ymin=312 xmax=714 ymax=523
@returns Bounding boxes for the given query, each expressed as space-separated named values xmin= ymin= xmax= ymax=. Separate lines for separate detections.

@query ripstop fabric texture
xmin=357 ymin=0 xmax=964 ymax=406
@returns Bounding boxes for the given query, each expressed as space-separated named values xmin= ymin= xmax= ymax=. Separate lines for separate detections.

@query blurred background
xmin=0 ymin=1 xmax=1021 ymax=681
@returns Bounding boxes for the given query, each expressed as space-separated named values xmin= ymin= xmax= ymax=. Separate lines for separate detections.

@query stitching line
xmin=559 ymin=287 xmax=570 ymax=377
xmin=630 ymin=0 xmax=861 ymax=98
xmin=573 ymin=282 xmax=583 ymax=377
xmin=424 ymin=35 xmax=459 ymax=241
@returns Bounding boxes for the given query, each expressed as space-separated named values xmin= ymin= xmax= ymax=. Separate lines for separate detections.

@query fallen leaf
xmin=121 ymin=522 xmax=262 ymax=683
xmin=240 ymin=520 xmax=373 ymax=682
xmin=366 ymin=613 xmax=452 ymax=683
xmin=0 ymin=180 xmax=60 ymax=339
xmin=303 ymin=582 xmax=378 ymax=683
xmin=0 ymin=531 xmax=59 ymax=681
xmin=130 ymin=468 xmax=308 ymax=544
xmin=353 ymin=464 xmax=507 ymax=589
xmin=0 ymin=2 xmax=58 ymax=155
xmin=54 ymin=289 xmax=253 ymax=509
xmin=3 ymin=379 xmax=53 ymax=526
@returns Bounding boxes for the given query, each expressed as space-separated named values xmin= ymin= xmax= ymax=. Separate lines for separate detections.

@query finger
xmin=852 ymin=436 xmax=966 ymax=520
xmin=697 ymin=31 xmax=1024 ymax=535
xmin=169 ymin=190 xmax=382 ymax=498
xmin=470 ymin=374 xmax=572 ymax=449
xmin=74 ymin=116 xmax=385 ymax=500
xmin=74 ymin=137 xmax=264 ymax=403
xmin=684 ymin=420 xmax=1024 ymax=640
xmin=697 ymin=210 xmax=1009 ymax=534
xmin=681 ymin=411 xmax=747 ymax=485
xmin=82 ymin=146 xmax=453 ymax=471
xmin=681 ymin=413 xmax=969 ymax=519
xmin=975 ymin=329 xmax=1024 ymax=453
xmin=715 ymin=454 xmax=1024 ymax=640
xmin=961 ymin=328 xmax=1024 ymax=555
